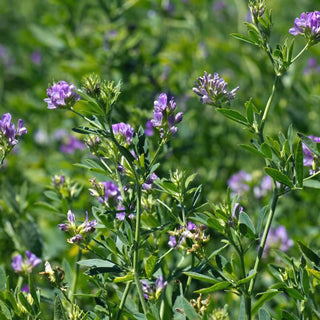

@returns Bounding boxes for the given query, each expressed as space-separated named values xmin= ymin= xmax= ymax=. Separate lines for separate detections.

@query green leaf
xmin=145 ymin=254 xmax=157 ymax=279
xmin=194 ymin=281 xmax=231 ymax=294
xmin=261 ymin=143 xmax=273 ymax=159
xmin=155 ymin=180 xmax=179 ymax=197
xmin=301 ymin=268 xmax=309 ymax=296
xmin=239 ymin=144 xmax=266 ymax=158
xmin=281 ymin=311 xmax=299 ymax=320
xmin=295 ymin=139 xmax=304 ymax=187
xmin=264 ymin=167 xmax=293 ymax=188
xmin=245 ymin=99 xmax=254 ymax=125
xmin=78 ymin=259 xmax=121 ymax=274
xmin=173 ymin=296 xmax=200 ymax=320
xmin=303 ymin=179 xmax=320 ymax=189
xmin=259 ymin=308 xmax=272 ymax=320
xmin=0 ymin=301 xmax=11 ymax=320
xmin=252 ymin=290 xmax=279 ymax=314
xmin=282 ymin=287 xmax=304 ymax=300
xmin=231 ymin=33 xmax=257 ymax=45
xmin=297 ymin=241 xmax=320 ymax=266
xmin=182 ymin=272 xmax=219 ymax=284
xmin=306 ymin=268 xmax=320 ymax=280
xmin=73 ymin=100 xmax=105 ymax=117
xmin=239 ymin=211 xmax=256 ymax=238
xmin=237 ymin=270 xmax=257 ymax=285
xmin=18 ymin=292 xmax=33 ymax=315
xmin=298 ymin=133 xmax=320 ymax=157
xmin=54 ymin=295 xmax=67 ymax=320
xmin=217 ymin=108 xmax=248 ymax=126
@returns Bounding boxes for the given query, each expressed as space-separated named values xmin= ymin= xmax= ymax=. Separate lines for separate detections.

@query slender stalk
xmin=259 ymin=75 xmax=279 ymax=143
xmin=247 ymin=188 xmax=279 ymax=296
xmin=133 ymin=185 xmax=148 ymax=314
xmin=291 ymin=42 xmax=310 ymax=64
xmin=149 ymin=139 xmax=166 ymax=168
xmin=116 ymin=281 xmax=132 ymax=320
xmin=71 ymin=248 xmax=82 ymax=303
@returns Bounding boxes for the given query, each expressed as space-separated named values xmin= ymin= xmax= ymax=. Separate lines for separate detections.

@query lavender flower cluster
xmin=112 ymin=122 xmax=134 ymax=145
xmin=89 ymin=179 xmax=133 ymax=221
xmin=228 ymin=170 xmax=273 ymax=198
xmin=168 ymin=222 xmax=209 ymax=255
xmin=44 ymin=81 xmax=80 ymax=109
xmin=11 ymin=251 xmax=41 ymax=275
xmin=302 ymin=135 xmax=320 ymax=174
xmin=193 ymin=72 xmax=239 ymax=107
xmin=0 ymin=113 xmax=27 ymax=147
xmin=141 ymin=275 xmax=168 ymax=300
xmin=289 ymin=11 xmax=320 ymax=44
xmin=58 ymin=210 xmax=97 ymax=243
xmin=151 ymin=93 xmax=183 ymax=138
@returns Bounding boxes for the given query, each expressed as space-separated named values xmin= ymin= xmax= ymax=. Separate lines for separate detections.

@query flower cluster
xmin=151 ymin=93 xmax=183 ymax=138
xmin=228 ymin=170 xmax=273 ymax=198
xmin=39 ymin=261 xmax=67 ymax=291
xmin=302 ymin=135 xmax=320 ymax=174
xmin=44 ymin=81 xmax=80 ymax=109
xmin=141 ymin=275 xmax=168 ymax=300
xmin=58 ymin=210 xmax=97 ymax=244
xmin=112 ymin=122 xmax=134 ymax=145
xmin=11 ymin=251 xmax=42 ymax=275
xmin=265 ymin=225 xmax=293 ymax=254
xmin=0 ymin=113 xmax=27 ymax=147
xmin=168 ymin=222 xmax=209 ymax=254
xmin=142 ymin=172 xmax=158 ymax=190
xmin=289 ymin=11 xmax=320 ymax=44
xmin=89 ymin=179 xmax=122 ymax=205
xmin=193 ymin=72 xmax=239 ymax=107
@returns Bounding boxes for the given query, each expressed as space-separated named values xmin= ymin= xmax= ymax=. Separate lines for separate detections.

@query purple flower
xmin=58 ymin=210 xmax=97 ymax=244
xmin=142 ymin=173 xmax=158 ymax=190
xmin=187 ymin=221 xmax=197 ymax=231
xmin=31 ymin=51 xmax=42 ymax=65
xmin=60 ymin=135 xmax=85 ymax=154
xmin=168 ymin=235 xmax=177 ymax=248
xmin=101 ymin=181 xmax=122 ymax=204
xmin=11 ymin=251 xmax=42 ymax=274
xmin=141 ymin=280 xmax=153 ymax=300
xmin=265 ymin=225 xmax=293 ymax=253
xmin=193 ymin=72 xmax=239 ymax=107
xmin=142 ymin=275 xmax=167 ymax=300
xmin=116 ymin=205 xmax=126 ymax=221
xmin=304 ymin=58 xmax=320 ymax=74
xmin=151 ymin=93 xmax=183 ymax=138
xmin=302 ymin=135 xmax=320 ymax=171
xmin=112 ymin=122 xmax=134 ymax=145
xmin=289 ymin=11 xmax=320 ymax=44
xmin=228 ymin=170 xmax=252 ymax=195
xmin=144 ymin=120 xmax=154 ymax=136
xmin=44 ymin=81 xmax=80 ymax=109
xmin=253 ymin=175 xmax=273 ymax=198
xmin=213 ymin=1 xmax=226 ymax=12
xmin=0 ymin=113 xmax=27 ymax=146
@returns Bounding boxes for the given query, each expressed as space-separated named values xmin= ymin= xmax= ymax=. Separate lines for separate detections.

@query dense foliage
xmin=1 ymin=0 xmax=320 ymax=319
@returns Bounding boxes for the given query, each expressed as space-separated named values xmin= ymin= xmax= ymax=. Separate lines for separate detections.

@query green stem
xmin=116 ymin=281 xmax=132 ymax=320
xmin=133 ymin=185 xmax=148 ymax=314
xmin=149 ymin=139 xmax=166 ymax=168
xmin=259 ymin=75 xmax=279 ymax=143
xmin=247 ymin=189 xmax=279 ymax=296
xmin=291 ymin=42 xmax=310 ymax=64
xmin=71 ymin=248 xmax=82 ymax=303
